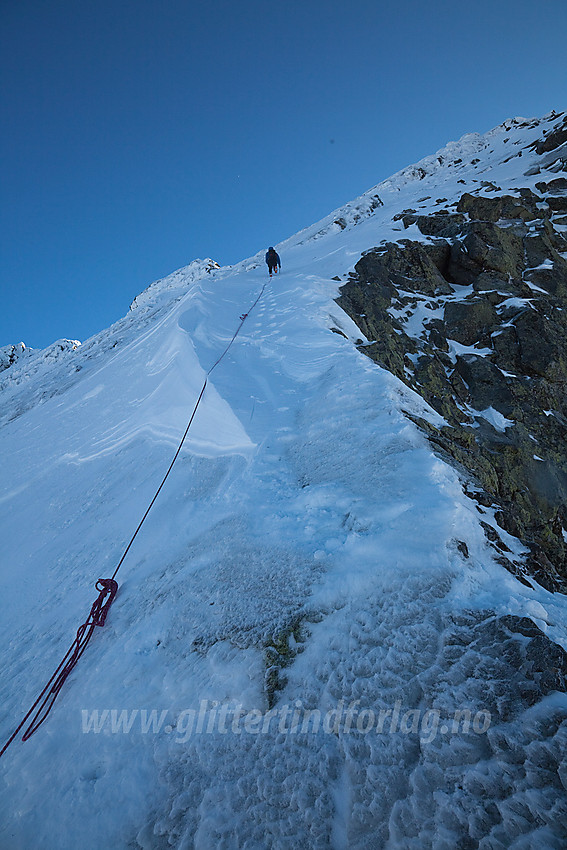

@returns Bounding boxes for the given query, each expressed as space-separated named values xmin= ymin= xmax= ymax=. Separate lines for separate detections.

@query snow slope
xmin=1 ymin=112 xmax=566 ymax=849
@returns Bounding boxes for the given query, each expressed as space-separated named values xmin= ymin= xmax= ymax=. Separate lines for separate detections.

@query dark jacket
xmin=265 ymin=248 xmax=281 ymax=268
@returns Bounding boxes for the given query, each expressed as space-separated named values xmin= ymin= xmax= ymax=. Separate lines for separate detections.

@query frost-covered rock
xmin=0 ymin=338 xmax=81 ymax=385
xmin=129 ymin=258 xmax=221 ymax=311
xmin=0 ymin=339 xmax=82 ymax=428
xmin=0 ymin=341 xmax=32 ymax=374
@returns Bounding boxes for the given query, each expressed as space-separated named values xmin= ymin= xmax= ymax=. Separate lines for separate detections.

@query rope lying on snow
xmin=0 ymin=579 xmax=118 ymax=756
xmin=0 ymin=279 xmax=268 ymax=758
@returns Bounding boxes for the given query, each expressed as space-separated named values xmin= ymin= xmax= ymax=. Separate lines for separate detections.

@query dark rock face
xmin=402 ymin=211 xmax=466 ymax=239
xmin=536 ymin=177 xmax=567 ymax=193
xmin=534 ymin=114 xmax=567 ymax=155
xmin=457 ymin=190 xmax=544 ymax=222
xmin=337 ymin=188 xmax=567 ymax=588
xmin=444 ymin=300 xmax=497 ymax=346
xmin=356 ymin=241 xmax=454 ymax=297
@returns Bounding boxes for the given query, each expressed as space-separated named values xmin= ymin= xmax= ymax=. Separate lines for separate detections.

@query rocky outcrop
xmin=526 ymin=114 xmax=567 ymax=177
xmin=0 ymin=342 xmax=30 ymax=374
xmin=337 ymin=188 xmax=567 ymax=589
xmin=534 ymin=114 xmax=567 ymax=155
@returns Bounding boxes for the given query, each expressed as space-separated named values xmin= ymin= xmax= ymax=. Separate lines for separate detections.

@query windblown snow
xmin=1 ymin=112 xmax=566 ymax=849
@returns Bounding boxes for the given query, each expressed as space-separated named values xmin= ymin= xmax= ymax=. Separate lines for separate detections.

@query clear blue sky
xmin=1 ymin=0 xmax=566 ymax=349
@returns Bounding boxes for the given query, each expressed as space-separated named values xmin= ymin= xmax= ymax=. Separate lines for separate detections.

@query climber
xmin=265 ymin=247 xmax=281 ymax=278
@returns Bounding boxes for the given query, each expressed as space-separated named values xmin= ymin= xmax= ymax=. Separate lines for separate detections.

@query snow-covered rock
xmin=0 ymin=341 xmax=31 ymax=373
xmin=129 ymin=258 xmax=221 ymax=311
xmin=0 ymin=338 xmax=80 ymax=382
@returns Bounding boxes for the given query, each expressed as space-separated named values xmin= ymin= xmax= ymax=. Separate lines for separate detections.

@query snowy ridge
xmin=275 ymin=110 xmax=565 ymax=252
xmin=129 ymin=258 xmax=221 ymax=311
xmin=0 ymin=338 xmax=80 ymax=392
xmin=0 ymin=113 xmax=566 ymax=849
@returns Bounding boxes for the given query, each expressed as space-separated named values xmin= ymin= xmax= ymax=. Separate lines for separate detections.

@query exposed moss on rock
xmin=264 ymin=618 xmax=306 ymax=708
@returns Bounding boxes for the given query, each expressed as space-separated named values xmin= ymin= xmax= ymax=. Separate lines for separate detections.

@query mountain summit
xmin=1 ymin=111 xmax=567 ymax=849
